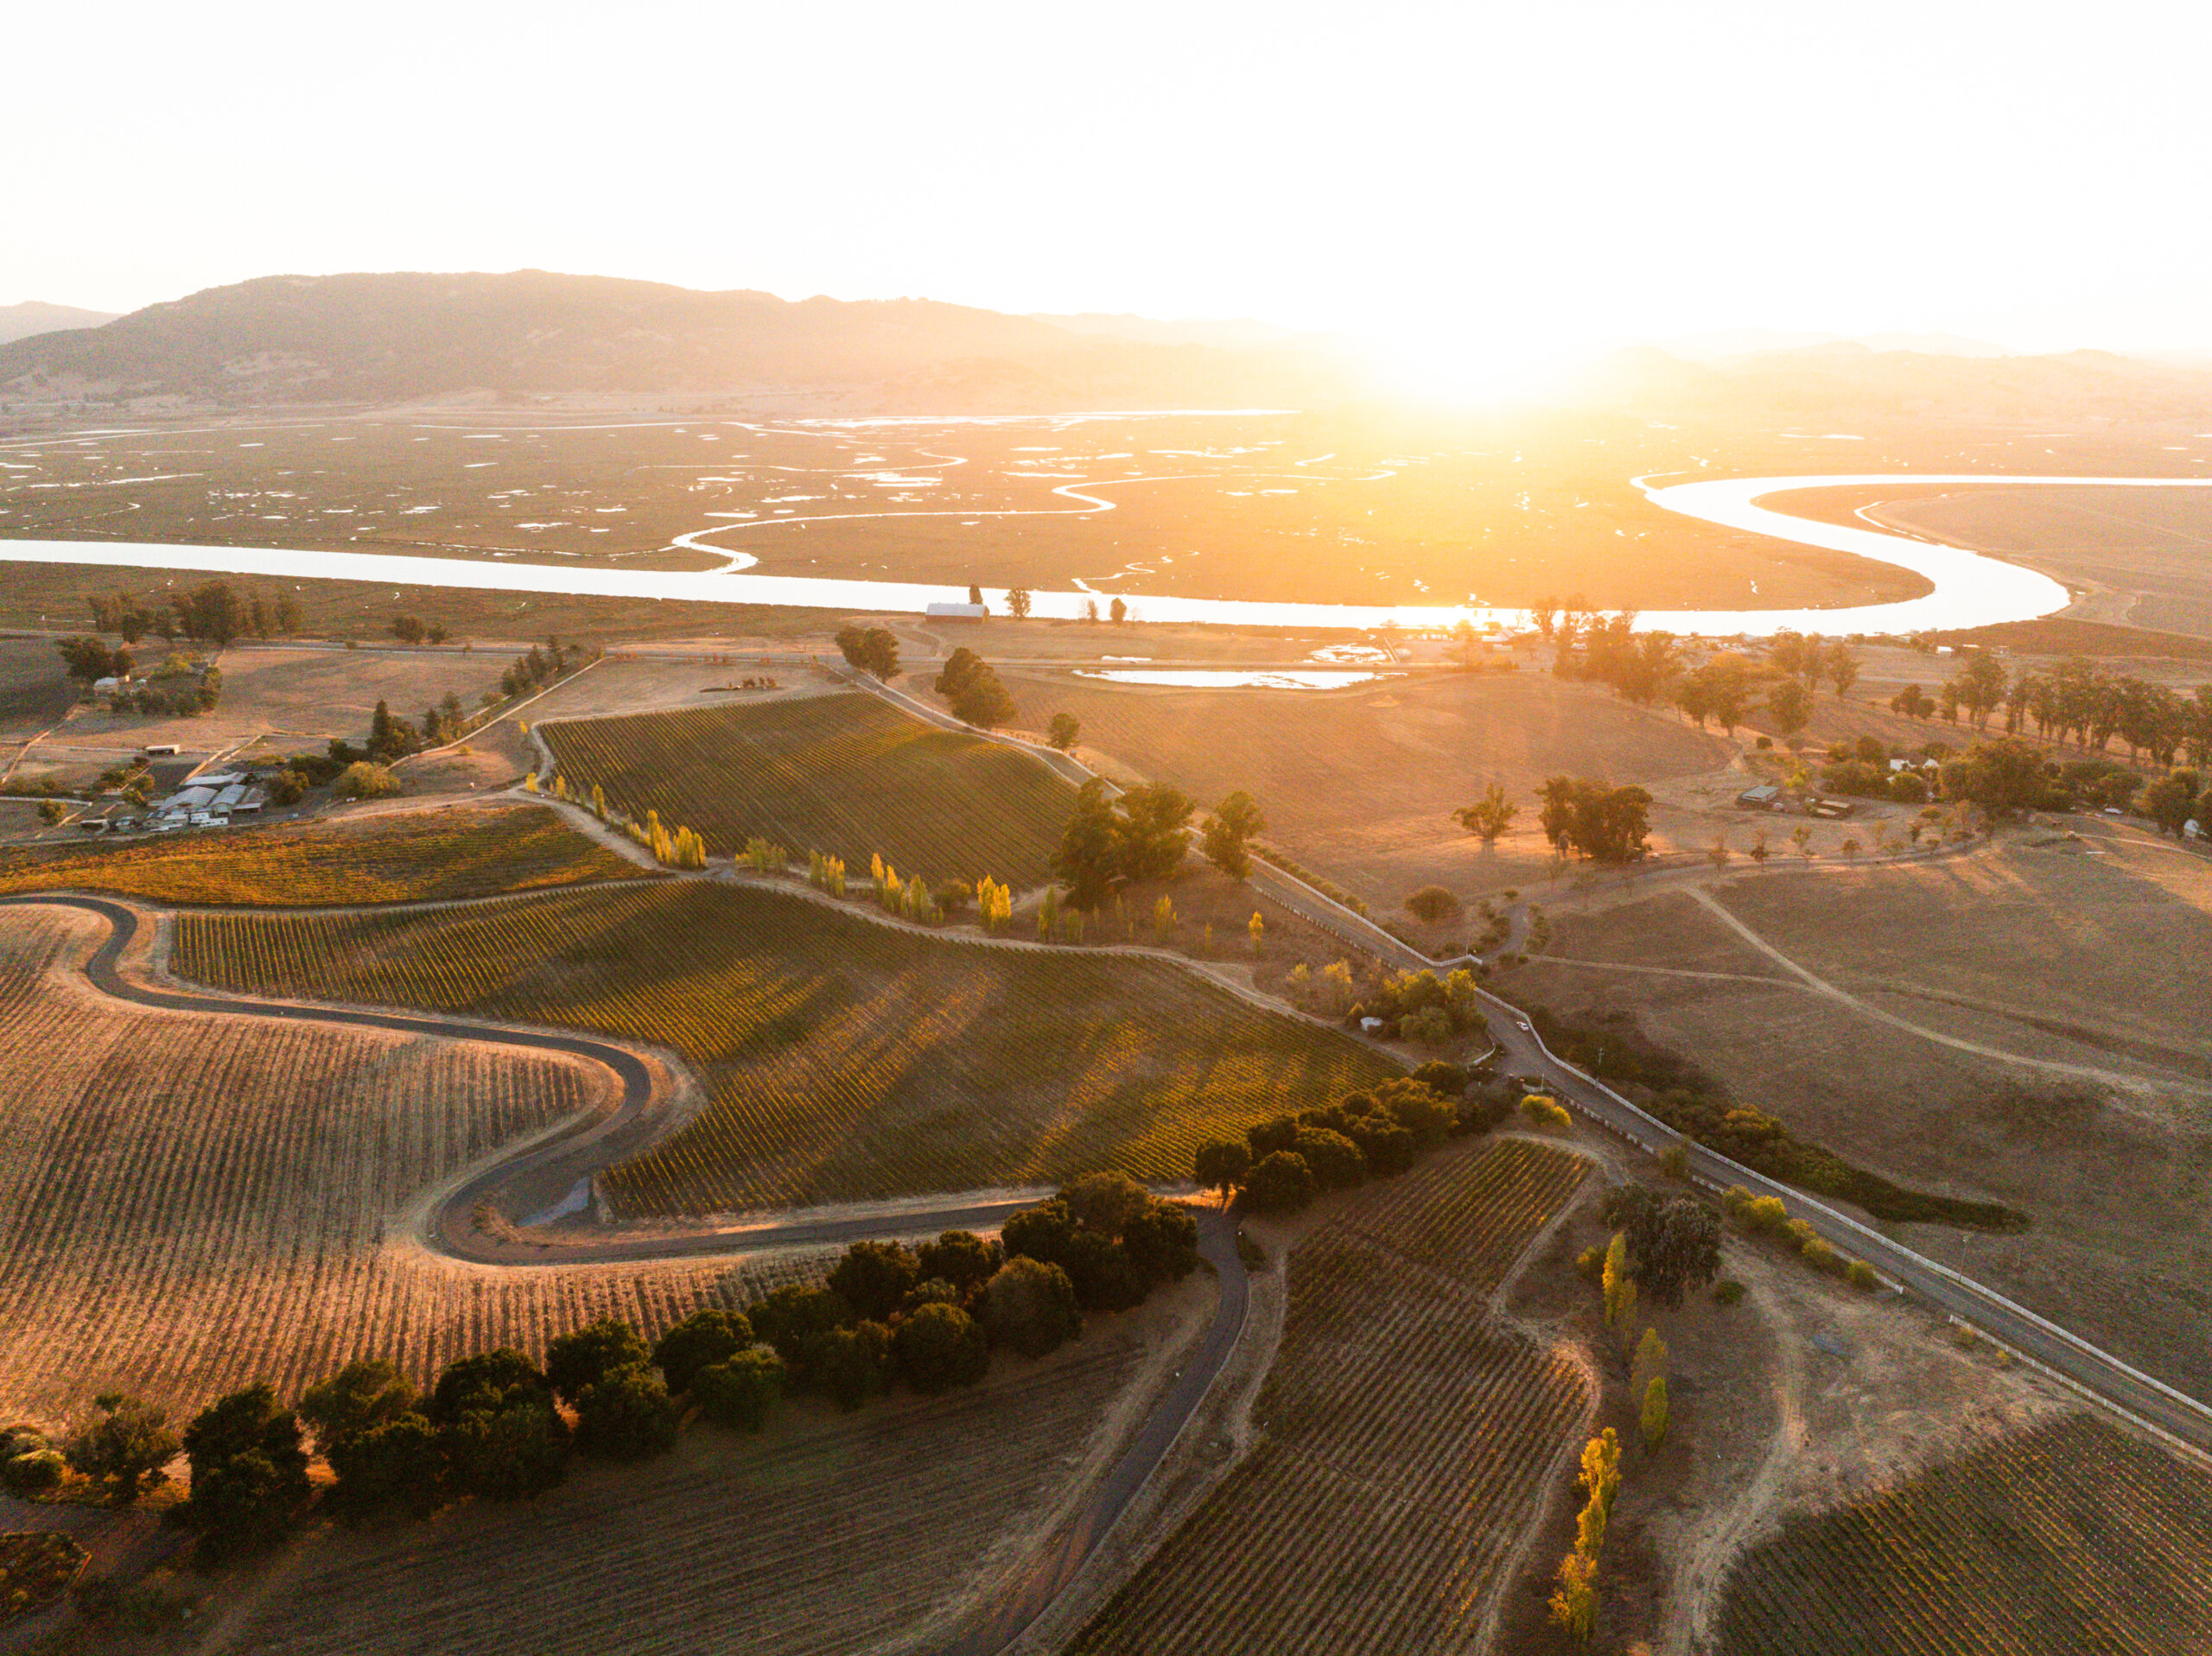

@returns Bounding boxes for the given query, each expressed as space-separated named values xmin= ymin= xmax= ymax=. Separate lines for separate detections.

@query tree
xmin=1452 ymin=784 xmax=1517 ymax=842
xmin=544 ymin=1319 xmax=650 ymax=1405
xmin=464 ymin=1402 xmax=570 ymax=1501
xmin=428 ymin=1348 xmax=549 ymax=1425
xmin=934 ymin=647 xmax=1016 ymax=726
xmin=1200 ymin=790 xmax=1266 ymax=879
xmin=389 ymin=615 xmax=427 ymax=644
xmin=1549 ymin=1550 xmax=1597 ymax=1640
xmin=1600 ymin=1186 xmax=1723 ymax=1309
xmin=325 ymin=1413 xmax=445 ymax=1522
xmin=1530 ymin=596 xmax=1561 ymax=638
xmin=1194 ymin=1139 xmax=1251 ymax=1201
xmin=1243 ymin=1150 xmax=1317 ymax=1213
xmin=1642 ymin=1375 xmax=1670 ymax=1448
xmin=180 ymin=1384 xmax=311 ymax=1564
xmin=55 ymin=636 xmax=121 ymax=684
xmin=298 ymin=1360 xmax=416 ymax=1445
xmin=365 ymin=700 xmax=420 ymax=763
xmin=573 ymin=1365 xmax=679 ymax=1462
xmin=1536 ymin=777 xmax=1653 ymax=864
xmin=1006 ymin=587 xmax=1033 ymax=619
xmin=1047 ymin=712 xmax=1080 ymax=751
xmin=694 ymin=1348 xmax=784 ymax=1431
xmin=1109 ymin=596 xmax=1128 ymax=625
xmin=967 ymin=584 xmax=985 ymax=606
xmin=980 ymin=1258 xmax=1083 ymax=1358
xmin=833 ymin=625 xmax=901 ymax=681
xmin=2142 ymin=771 xmax=2201 ymax=836
xmin=918 ymin=1230 xmax=1001 ymax=1296
xmin=829 ymin=1240 xmax=921 ymax=1323
xmin=1052 ymin=779 xmax=1122 ymax=909
xmin=1114 ymin=784 xmax=1195 ymax=881
xmin=1826 ymin=642 xmax=1859 ymax=699
xmin=1940 ymin=738 xmax=2046 ymax=819
xmin=893 ymin=1303 xmax=991 ymax=1394
xmin=64 ymin=1393 xmax=179 ymax=1504
xmin=1601 ymin=1232 xmax=1637 ymax=1327
xmin=1767 ymin=678 xmax=1811 ymax=739
xmin=1292 ymin=1126 xmax=1366 ymax=1189
xmin=650 ymin=1309 xmax=753 ymax=1396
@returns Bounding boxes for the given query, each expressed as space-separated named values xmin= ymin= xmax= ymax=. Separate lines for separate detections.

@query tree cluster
xmin=1596 ymin=1185 xmax=1722 ymax=1310
xmin=1198 ymin=790 xmax=1265 ymax=881
xmin=933 ymin=648 xmax=1015 ymax=727
xmin=834 ymin=625 xmax=901 ymax=682
xmin=1536 ymin=777 xmax=1653 ymax=865
xmin=1350 ymin=966 xmax=1489 ymax=1047
xmin=1050 ymin=780 xmax=1194 ymax=908
xmin=499 ymin=638 xmax=585 ymax=701
xmin=387 ymin=615 xmax=451 ymax=646
xmin=85 ymin=581 xmax=301 ymax=647
xmin=1197 ymin=1076 xmax=1466 ymax=1214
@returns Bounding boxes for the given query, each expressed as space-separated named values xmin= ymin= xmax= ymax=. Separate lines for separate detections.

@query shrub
xmin=544 ymin=1320 xmax=651 ymax=1405
xmin=63 ymin=1393 xmax=179 ymax=1504
xmin=1410 ymin=1059 xmax=1471 ymax=1095
xmin=893 ymin=1303 xmax=991 ymax=1394
xmin=1243 ymin=1150 xmax=1318 ymax=1213
xmin=694 ymin=1348 xmax=785 ymax=1431
xmin=1521 ymin=1094 xmax=1573 ymax=1131
xmin=981 ymin=1258 xmax=1083 ymax=1360
xmin=573 ymin=1365 xmax=679 ymax=1462
xmin=650 ymin=1309 xmax=753 ymax=1396
xmin=1404 ymin=885 xmax=1462 ymax=923
xmin=1574 ymin=1245 xmax=1606 ymax=1284
xmin=1846 ymin=1260 xmax=1881 ymax=1291
xmin=7 ymin=1449 xmax=64 ymax=1493
xmin=332 ymin=761 xmax=403 ymax=801
xmin=1713 ymin=1279 xmax=1745 ymax=1306
xmin=1401 ymin=1004 xmax=1454 ymax=1047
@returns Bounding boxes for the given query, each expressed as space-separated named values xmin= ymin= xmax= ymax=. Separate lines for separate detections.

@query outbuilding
xmin=1735 ymin=784 xmax=1784 ymax=811
xmin=925 ymin=602 xmax=987 ymax=622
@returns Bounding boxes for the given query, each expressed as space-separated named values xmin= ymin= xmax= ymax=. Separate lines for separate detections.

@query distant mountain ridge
xmin=0 ymin=270 xmax=1355 ymax=412
xmin=0 ymin=301 xmax=120 ymax=347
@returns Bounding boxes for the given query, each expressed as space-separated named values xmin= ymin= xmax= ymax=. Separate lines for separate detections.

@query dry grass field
xmin=0 ymin=636 xmax=73 ymax=739
xmin=1713 ymin=1413 xmax=2212 ymax=1656
xmin=1004 ymin=668 xmax=1731 ymax=906
xmin=0 ymin=803 xmax=639 ymax=905
xmin=538 ymin=691 xmax=1075 ymax=887
xmin=55 ymin=643 xmax=512 ymax=755
xmin=216 ymin=1289 xmax=1203 ymax=1656
xmin=1068 ymin=1138 xmax=1591 ymax=1655
xmin=0 ymin=904 xmax=805 ymax=1426
xmin=1510 ymin=832 xmax=2212 ymax=1401
xmin=172 ymin=880 xmax=1397 ymax=1215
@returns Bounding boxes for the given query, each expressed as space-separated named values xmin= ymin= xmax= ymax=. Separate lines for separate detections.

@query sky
xmin=8 ymin=0 xmax=2209 ymax=390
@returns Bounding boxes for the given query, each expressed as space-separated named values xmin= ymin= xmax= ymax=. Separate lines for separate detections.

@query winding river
xmin=1 ymin=471 xmax=2203 ymax=638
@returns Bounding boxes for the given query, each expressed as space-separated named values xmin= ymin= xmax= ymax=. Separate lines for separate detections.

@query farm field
xmin=1067 ymin=1137 xmax=1591 ymax=1655
xmin=1509 ymin=842 xmax=2212 ymax=1402
xmin=1713 ymin=1412 xmax=2212 ymax=1656
xmin=1006 ymin=667 xmax=1732 ymax=906
xmin=172 ymin=879 xmax=1398 ymax=1215
xmin=0 ymin=803 xmax=639 ymax=905
xmin=538 ymin=690 xmax=1077 ymax=888
xmin=213 ymin=1289 xmax=1200 ymax=1656
xmin=0 ymin=636 xmax=72 ymax=739
xmin=0 ymin=904 xmax=804 ymax=1425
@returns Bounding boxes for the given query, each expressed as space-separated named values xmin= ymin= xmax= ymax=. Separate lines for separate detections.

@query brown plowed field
xmin=0 ymin=904 xmax=806 ymax=1426
xmin=1068 ymin=1137 xmax=1591 ymax=1654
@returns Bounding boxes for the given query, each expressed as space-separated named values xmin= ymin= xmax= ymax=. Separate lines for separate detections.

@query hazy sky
xmin=9 ymin=0 xmax=2208 ymax=386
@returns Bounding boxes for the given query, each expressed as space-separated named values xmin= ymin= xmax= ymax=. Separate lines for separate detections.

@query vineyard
xmin=171 ymin=880 xmax=1397 ymax=1215
xmin=0 ymin=904 xmax=813 ymax=1424
xmin=536 ymin=692 xmax=1073 ymax=888
xmin=1069 ymin=1138 xmax=1592 ymax=1654
xmin=1713 ymin=1412 xmax=2212 ymax=1656
xmin=224 ymin=1337 xmax=1164 ymax=1656
xmin=0 ymin=804 xmax=639 ymax=906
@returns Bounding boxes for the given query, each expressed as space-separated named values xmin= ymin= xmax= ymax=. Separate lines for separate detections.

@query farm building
xmin=1735 ymin=784 xmax=1784 ymax=811
xmin=925 ymin=602 xmax=987 ymax=622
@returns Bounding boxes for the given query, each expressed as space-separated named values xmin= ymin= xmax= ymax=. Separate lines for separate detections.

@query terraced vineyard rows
xmin=537 ymin=692 xmax=1073 ymax=887
xmin=1069 ymin=1138 xmax=1592 ymax=1655
xmin=227 ymin=1342 xmax=1159 ymax=1656
xmin=0 ymin=803 xmax=638 ymax=905
xmin=1713 ymin=1412 xmax=2212 ymax=1656
xmin=0 ymin=905 xmax=813 ymax=1424
xmin=172 ymin=880 xmax=1396 ymax=1215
